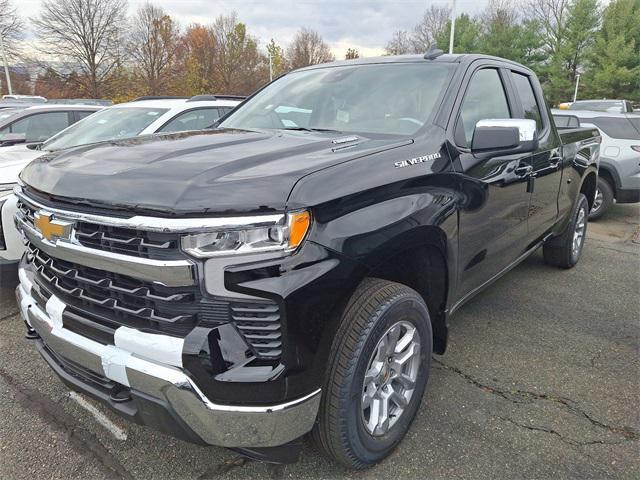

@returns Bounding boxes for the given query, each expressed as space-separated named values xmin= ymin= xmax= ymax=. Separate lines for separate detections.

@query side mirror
xmin=0 ymin=133 xmax=26 ymax=147
xmin=471 ymin=119 xmax=537 ymax=154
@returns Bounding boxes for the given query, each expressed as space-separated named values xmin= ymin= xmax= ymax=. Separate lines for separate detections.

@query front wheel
xmin=543 ymin=193 xmax=589 ymax=269
xmin=313 ymin=278 xmax=432 ymax=469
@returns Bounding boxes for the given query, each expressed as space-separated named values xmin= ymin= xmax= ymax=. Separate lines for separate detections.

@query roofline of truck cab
xmin=294 ymin=53 xmax=533 ymax=72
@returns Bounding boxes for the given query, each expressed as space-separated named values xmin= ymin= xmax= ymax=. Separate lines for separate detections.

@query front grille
xmin=27 ymin=244 xmax=283 ymax=359
xmin=28 ymin=243 xmax=200 ymax=337
xmin=19 ymin=191 xmax=284 ymax=361
xmin=17 ymin=199 xmax=181 ymax=260
xmin=74 ymin=222 xmax=180 ymax=259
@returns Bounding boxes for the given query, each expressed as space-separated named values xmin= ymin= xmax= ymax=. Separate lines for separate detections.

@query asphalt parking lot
xmin=0 ymin=204 xmax=638 ymax=480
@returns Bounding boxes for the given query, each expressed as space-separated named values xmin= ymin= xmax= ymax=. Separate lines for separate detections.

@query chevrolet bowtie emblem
xmin=34 ymin=211 xmax=74 ymax=242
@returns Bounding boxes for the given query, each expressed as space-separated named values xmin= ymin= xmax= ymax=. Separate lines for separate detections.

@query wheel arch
xmin=580 ymin=170 xmax=598 ymax=211
xmin=367 ymin=236 xmax=450 ymax=355
xmin=596 ymin=165 xmax=618 ymax=199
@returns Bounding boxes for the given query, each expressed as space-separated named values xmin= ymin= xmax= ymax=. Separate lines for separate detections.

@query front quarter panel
xmin=289 ymin=127 xmax=460 ymax=302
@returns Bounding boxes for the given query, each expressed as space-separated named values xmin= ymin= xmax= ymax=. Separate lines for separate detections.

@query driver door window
xmin=456 ymin=69 xmax=511 ymax=147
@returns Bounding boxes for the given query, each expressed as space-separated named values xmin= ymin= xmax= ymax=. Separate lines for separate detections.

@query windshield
xmin=220 ymin=63 xmax=454 ymax=136
xmin=43 ymin=106 xmax=168 ymax=151
xmin=0 ymin=109 xmax=18 ymax=123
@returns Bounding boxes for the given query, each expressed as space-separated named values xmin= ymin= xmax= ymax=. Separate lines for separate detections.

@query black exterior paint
xmin=19 ymin=55 xmax=599 ymax=411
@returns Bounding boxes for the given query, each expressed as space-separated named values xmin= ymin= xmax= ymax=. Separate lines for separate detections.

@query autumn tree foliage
xmin=127 ymin=2 xmax=180 ymax=95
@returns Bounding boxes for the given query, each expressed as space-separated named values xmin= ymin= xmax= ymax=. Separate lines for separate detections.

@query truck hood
xmin=20 ymin=129 xmax=410 ymax=215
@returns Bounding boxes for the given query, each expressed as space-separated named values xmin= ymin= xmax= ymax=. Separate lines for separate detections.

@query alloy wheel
xmin=572 ymin=206 xmax=586 ymax=259
xmin=361 ymin=321 xmax=421 ymax=436
xmin=591 ymin=188 xmax=603 ymax=214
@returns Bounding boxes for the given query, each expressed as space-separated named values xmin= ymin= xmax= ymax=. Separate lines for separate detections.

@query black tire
xmin=543 ymin=193 xmax=589 ymax=269
xmin=589 ymin=177 xmax=614 ymax=220
xmin=313 ymin=278 xmax=432 ymax=469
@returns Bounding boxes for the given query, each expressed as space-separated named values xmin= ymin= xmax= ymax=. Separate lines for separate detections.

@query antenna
xmin=424 ymin=44 xmax=444 ymax=60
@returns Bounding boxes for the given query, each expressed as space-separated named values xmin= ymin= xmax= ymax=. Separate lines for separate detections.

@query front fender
xmin=306 ymin=174 xmax=461 ymax=317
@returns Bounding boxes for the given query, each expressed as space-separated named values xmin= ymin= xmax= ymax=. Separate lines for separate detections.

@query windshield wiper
xmin=280 ymin=127 xmax=343 ymax=134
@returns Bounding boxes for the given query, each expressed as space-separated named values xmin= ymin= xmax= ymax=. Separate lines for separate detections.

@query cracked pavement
xmin=0 ymin=203 xmax=638 ymax=479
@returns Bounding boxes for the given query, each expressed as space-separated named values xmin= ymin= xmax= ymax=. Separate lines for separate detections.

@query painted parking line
xmin=69 ymin=391 xmax=128 ymax=441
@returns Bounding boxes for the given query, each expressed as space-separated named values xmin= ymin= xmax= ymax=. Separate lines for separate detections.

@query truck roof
xmin=297 ymin=53 xmax=533 ymax=73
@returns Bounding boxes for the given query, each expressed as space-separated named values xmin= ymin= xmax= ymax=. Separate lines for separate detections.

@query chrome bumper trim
xmin=16 ymin=282 xmax=321 ymax=447
xmin=16 ymin=215 xmax=195 ymax=287
xmin=14 ymin=186 xmax=284 ymax=233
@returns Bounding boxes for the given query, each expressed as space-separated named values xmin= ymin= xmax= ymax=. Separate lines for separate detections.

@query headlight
xmin=181 ymin=210 xmax=311 ymax=258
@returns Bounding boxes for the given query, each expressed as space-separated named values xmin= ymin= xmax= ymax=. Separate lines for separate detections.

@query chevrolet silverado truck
xmin=14 ymin=53 xmax=600 ymax=468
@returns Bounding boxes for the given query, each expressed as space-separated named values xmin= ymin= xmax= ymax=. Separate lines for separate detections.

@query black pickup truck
xmin=14 ymin=53 xmax=600 ymax=468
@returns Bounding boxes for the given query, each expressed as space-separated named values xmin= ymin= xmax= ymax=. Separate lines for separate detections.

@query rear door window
xmin=511 ymin=72 xmax=544 ymax=132
xmin=553 ymin=115 xmax=580 ymax=128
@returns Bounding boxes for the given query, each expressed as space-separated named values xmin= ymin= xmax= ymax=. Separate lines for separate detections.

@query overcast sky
xmin=17 ymin=0 xmax=491 ymax=57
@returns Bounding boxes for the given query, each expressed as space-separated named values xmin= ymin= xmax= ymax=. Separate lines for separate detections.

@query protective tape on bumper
xmin=114 ymin=327 xmax=184 ymax=368
xmin=16 ymin=278 xmax=322 ymax=447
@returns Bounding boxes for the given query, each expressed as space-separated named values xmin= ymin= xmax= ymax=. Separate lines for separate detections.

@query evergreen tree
xmin=583 ymin=0 xmax=640 ymax=100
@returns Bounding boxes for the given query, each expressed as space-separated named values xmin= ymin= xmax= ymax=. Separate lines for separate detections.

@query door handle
xmin=549 ymin=157 xmax=561 ymax=168
xmin=514 ymin=164 xmax=533 ymax=177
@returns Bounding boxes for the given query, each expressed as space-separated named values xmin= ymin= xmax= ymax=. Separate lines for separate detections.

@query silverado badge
xmin=34 ymin=211 xmax=74 ymax=242
xmin=394 ymin=152 xmax=442 ymax=168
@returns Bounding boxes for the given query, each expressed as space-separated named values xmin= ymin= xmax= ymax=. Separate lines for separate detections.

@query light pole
xmin=0 ymin=33 xmax=13 ymax=95
xmin=268 ymin=52 xmax=273 ymax=82
xmin=448 ymin=0 xmax=457 ymax=54
xmin=572 ymin=73 xmax=581 ymax=103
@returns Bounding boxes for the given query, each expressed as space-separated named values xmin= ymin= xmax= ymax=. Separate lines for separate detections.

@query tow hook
xmin=110 ymin=386 xmax=132 ymax=403
xmin=24 ymin=321 xmax=39 ymax=340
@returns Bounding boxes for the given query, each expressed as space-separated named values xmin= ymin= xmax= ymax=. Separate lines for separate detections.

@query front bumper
xmin=16 ymin=280 xmax=321 ymax=449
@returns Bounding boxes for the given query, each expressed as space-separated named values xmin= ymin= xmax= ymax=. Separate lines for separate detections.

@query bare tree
xmin=411 ymin=5 xmax=451 ymax=51
xmin=528 ymin=0 xmax=571 ymax=53
xmin=0 ymin=0 xmax=24 ymax=59
xmin=209 ymin=13 xmax=266 ymax=95
xmin=32 ymin=0 xmax=127 ymax=97
xmin=286 ymin=28 xmax=335 ymax=70
xmin=481 ymin=0 xmax=520 ymax=26
xmin=385 ymin=30 xmax=413 ymax=55
xmin=128 ymin=2 xmax=180 ymax=95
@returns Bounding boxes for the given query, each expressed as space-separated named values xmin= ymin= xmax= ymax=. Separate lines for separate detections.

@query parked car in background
xmin=0 ymin=108 xmax=19 ymax=122
xmin=0 ymin=100 xmax=43 ymax=111
xmin=2 ymin=94 xmax=47 ymax=103
xmin=553 ymin=109 xmax=640 ymax=219
xmin=0 ymin=104 xmax=102 ymax=146
xmin=48 ymin=98 xmax=114 ymax=107
xmin=0 ymin=95 xmax=242 ymax=163
xmin=0 ymin=94 xmax=242 ymax=287
xmin=569 ymin=99 xmax=635 ymax=114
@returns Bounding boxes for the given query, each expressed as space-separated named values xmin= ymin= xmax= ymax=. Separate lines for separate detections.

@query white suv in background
xmin=0 ymin=95 xmax=243 ymax=288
